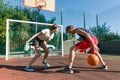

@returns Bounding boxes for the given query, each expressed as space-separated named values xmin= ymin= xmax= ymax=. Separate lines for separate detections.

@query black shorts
xmin=32 ymin=37 xmax=44 ymax=46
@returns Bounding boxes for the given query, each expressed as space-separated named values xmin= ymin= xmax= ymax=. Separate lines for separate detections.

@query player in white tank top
xmin=24 ymin=24 xmax=59 ymax=72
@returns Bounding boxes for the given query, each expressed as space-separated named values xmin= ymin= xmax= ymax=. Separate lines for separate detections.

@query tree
xmin=89 ymin=23 xmax=120 ymax=41
xmin=0 ymin=0 xmax=57 ymax=54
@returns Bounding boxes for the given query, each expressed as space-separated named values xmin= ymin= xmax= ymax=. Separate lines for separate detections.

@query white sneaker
xmin=62 ymin=66 xmax=74 ymax=74
xmin=102 ymin=64 xmax=108 ymax=70
xmin=42 ymin=62 xmax=51 ymax=67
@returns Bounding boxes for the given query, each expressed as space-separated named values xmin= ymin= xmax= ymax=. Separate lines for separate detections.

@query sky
xmin=55 ymin=0 xmax=120 ymax=34
xmin=56 ymin=0 xmax=120 ymax=14
xmin=4 ymin=0 xmax=120 ymax=34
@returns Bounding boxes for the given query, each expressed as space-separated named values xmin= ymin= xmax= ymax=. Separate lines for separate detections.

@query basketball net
xmin=36 ymin=0 xmax=46 ymax=9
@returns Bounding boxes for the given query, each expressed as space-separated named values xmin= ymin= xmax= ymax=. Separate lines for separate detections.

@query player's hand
xmin=93 ymin=45 xmax=100 ymax=52
xmin=26 ymin=40 xmax=29 ymax=44
xmin=44 ymin=41 xmax=47 ymax=45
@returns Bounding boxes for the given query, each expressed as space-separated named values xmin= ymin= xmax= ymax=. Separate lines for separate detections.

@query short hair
xmin=66 ymin=25 xmax=74 ymax=33
xmin=50 ymin=24 xmax=58 ymax=30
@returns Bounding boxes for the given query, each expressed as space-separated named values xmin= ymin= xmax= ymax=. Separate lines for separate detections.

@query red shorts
xmin=75 ymin=37 xmax=98 ymax=53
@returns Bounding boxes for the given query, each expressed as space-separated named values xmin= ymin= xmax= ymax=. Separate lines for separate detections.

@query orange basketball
xmin=87 ymin=54 xmax=100 ymax=66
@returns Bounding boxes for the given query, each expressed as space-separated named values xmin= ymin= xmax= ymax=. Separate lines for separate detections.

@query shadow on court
xmin=0 ymin=54 xmax=120 ymax=80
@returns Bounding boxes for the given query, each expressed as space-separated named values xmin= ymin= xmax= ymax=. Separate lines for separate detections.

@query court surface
xmin=0 ymin=53 xmax=120 ymax=80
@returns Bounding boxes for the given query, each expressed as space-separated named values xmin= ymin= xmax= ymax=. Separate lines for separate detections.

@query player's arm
xmin=26 ymin=32 xmax=42 ymax=43
xmin=44 ymin=34 xmax=54 ymax=44
xmin=44 ymin=38 xmax=51 ymax=44
xmin=75 ymin=29 xmax=99 ymax=51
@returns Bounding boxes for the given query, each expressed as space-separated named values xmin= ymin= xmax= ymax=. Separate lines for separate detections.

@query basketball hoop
xmin=36 ymin=0 xmax=46 ymax=9
xmin=24 ymin=0 xmax=55 ymax=12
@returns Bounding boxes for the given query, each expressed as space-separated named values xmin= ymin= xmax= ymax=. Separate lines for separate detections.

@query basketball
xmin=87 ymin=54 xmax=100 ymax=66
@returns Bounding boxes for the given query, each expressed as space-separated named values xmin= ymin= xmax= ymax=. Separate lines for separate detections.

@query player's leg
xmin=62 ymin=45 xmax=76 ymax=74
xmin=94 ymin=52 xmax=108 ymax=70
xmin=28 ymin=45 xmax=41 ymax=67
xmin=24 ymin=45 xmax=41 ymax=71
xmin=40 ymin=43 xmax=50 ymax=67
xmin=69 ymin=45 xmax=76 ymax=69
xmin=91 ymin=37 xmax=108 ymax=70
xmin=62 ymin=39 xmax=90 ymax=74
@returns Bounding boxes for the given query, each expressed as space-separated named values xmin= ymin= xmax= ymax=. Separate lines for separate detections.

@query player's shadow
xmin=0 ymin=65 xmax=26 ymax=71
xmin=33 ymin=65 xmax=65 ymax=73
xmin=56 ymin=69 xmax=80 ymax=74
xmin=73 ymin=66 xmax=120 ymax=73
xmin=0 ymin=65 xmax=119 ymax=74
xmin=0 ymin=65 xmax=67 ymax=73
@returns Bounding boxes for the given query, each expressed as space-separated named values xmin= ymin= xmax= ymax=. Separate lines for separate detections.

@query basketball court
xmin=1 ymin=0 xmax=120 ymax=80
xmin=0 ymin=53 xmax=120 ymax=80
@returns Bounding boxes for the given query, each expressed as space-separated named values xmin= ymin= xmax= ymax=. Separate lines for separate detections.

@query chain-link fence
xmin=1 ymin=0 xmax=120 ymax=55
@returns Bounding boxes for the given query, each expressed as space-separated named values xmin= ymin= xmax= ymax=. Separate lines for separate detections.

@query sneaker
xmin=102 ymin=64 xmax=108 ymax=70
xmin=42 ymin=62 xmax=50 ymax=67
xmin=24 ymin=67 xmax=34 ymax=72
xmin=61 ymin=66 xmax=74 ymax=74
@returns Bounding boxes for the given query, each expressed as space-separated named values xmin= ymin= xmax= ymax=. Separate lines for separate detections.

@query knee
xmin=36 ymin=53 xmax=41 ymax=57
xmin=94 ymin=50 xmax=99 ymax=54
xmin=70 ymin=46 xmax=75 ymax=52
xmin=45 ymin=50 xmax=49 ymax=54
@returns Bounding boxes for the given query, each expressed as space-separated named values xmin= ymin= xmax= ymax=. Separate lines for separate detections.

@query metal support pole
xmin=96 ymin=14 xmax=99 ymax=41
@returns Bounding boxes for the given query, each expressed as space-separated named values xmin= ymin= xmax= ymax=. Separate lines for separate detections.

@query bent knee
xmin=70 ymin=46 xmax=76 ymax=51
xmin=36 ymin=53 xmax=41 ymax=57
xmin=45 ymin=50 xmax=49 ymax=53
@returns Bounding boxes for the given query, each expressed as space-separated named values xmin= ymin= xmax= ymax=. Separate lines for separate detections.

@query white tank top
xmin=37 ymin=29 xmax=54 ymax=41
